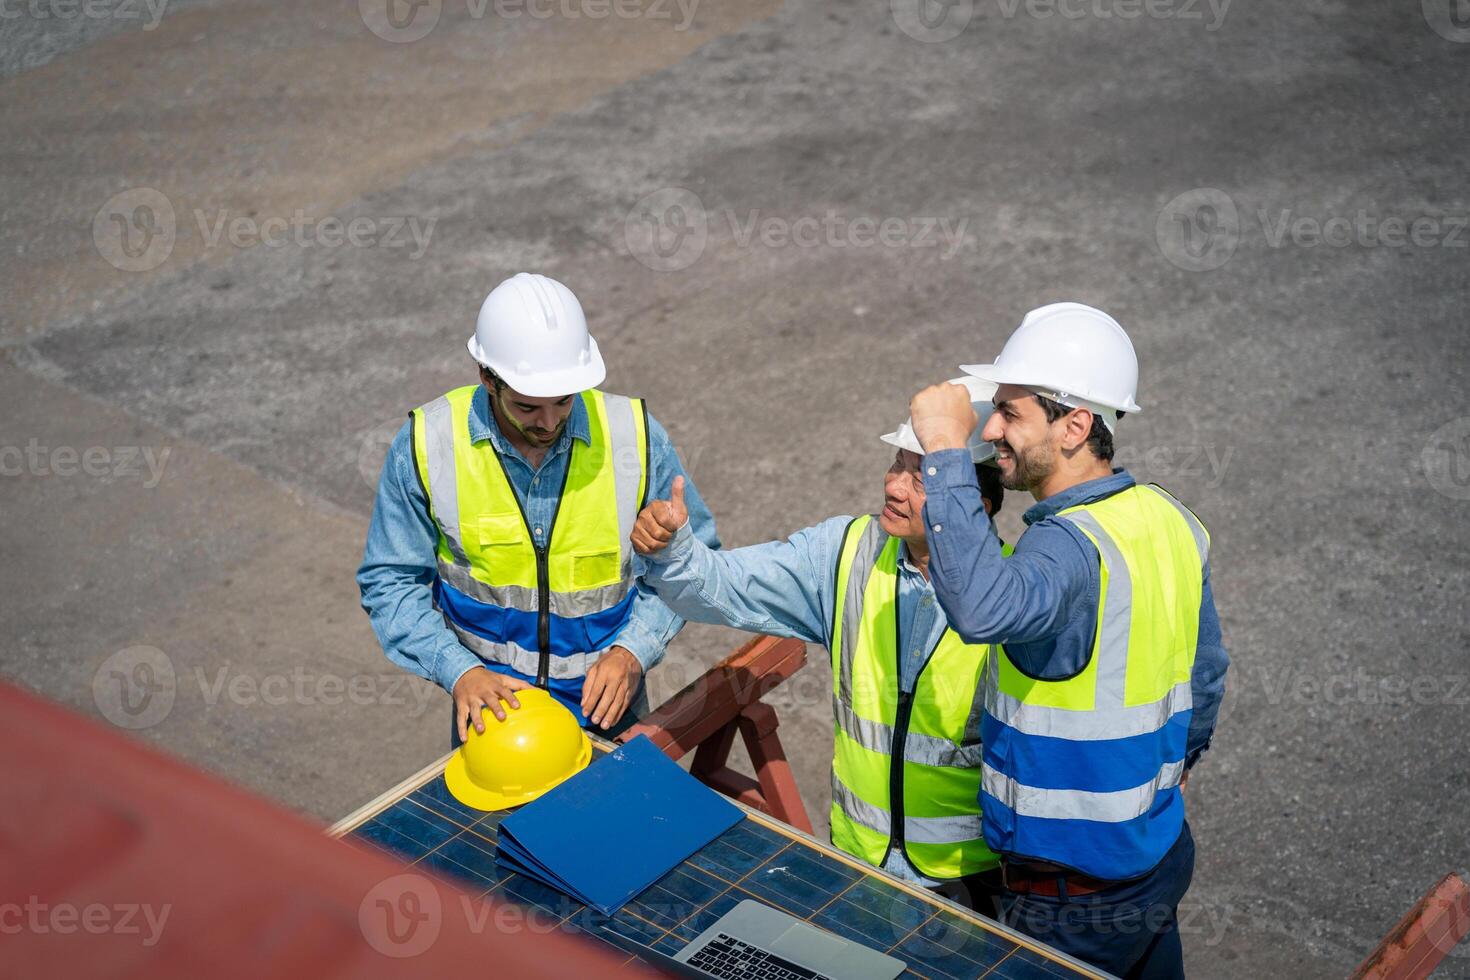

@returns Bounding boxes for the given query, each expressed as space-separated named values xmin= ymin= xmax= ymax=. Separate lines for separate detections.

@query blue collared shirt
xmin=640 ymin=517 xmax=1000 ymax=886
xmin=920 ymin=451 xmax=1230 ymax=767
xmin=357 ymin=385 xmax=720 ymax=694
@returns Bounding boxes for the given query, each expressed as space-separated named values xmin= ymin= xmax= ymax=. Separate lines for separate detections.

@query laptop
xmin=642 ymin=899 xmax=906 ymax=980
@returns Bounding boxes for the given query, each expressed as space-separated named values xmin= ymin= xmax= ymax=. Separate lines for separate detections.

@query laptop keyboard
xmin=685 ymin=932 xmax=834 ymax=980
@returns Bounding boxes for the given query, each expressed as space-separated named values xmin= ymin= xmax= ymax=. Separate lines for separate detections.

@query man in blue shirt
xmin=908 ymin=302 xmax=1230 ymax=978
xmin=630 ymin=386 xmax=1011 ymax=913
xmin=357 ymin=273 xmax=719 ymax=745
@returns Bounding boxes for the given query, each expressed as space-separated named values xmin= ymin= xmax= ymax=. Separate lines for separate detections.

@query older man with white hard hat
xmin=882 ymin=377 xmax=1010 ymax=545
xmin=907 ymin=302 xmax=1231 ymax=978
xmin=625 ymin=380 xmax=1010 ymax=914
xmin=358 ymin=273 xmax=720 ymax=746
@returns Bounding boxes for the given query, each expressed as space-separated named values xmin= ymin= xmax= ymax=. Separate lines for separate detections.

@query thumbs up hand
xmin=631 ymin=475 xmax=689 ymax=556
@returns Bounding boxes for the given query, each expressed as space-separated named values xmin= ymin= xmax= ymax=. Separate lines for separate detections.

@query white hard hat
xmin=881 ymin=376 xmax=999 ymax=464
xmin=961 ymin=302 xmax=1141 ymax=429
xmin=467 ymin=273 xmax=606 ymax=398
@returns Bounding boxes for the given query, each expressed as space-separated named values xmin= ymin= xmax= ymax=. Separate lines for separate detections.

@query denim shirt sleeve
xmin=638 ymin=516 xmax=856 ymax=647
xmin=921 ymin=448 xmax=1096 ymax=650
xmin=616 ymin=411 xmax=723 ymax=672
xmin=923 ymin=449 xmax=1231 ymax=763
xmin=356 ymin=421 xmax=483 ymax=694
xmin=1187 ymin=566 xmax=1230 ymax=767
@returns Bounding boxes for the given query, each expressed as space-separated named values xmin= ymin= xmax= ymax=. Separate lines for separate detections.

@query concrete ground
xmin=2 ymin=0 xmax=1467 ymax=975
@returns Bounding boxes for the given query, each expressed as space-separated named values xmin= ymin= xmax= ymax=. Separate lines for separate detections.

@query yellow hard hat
xmin=444 ymin=688 xmax=591 ymax=811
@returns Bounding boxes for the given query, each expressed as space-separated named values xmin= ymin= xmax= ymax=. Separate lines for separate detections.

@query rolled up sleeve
xmin=612 ymin=588 xmax=680 ymax=673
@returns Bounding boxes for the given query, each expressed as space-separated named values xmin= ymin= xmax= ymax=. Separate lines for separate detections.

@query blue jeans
xmin=997 ymin=822 xmax=1196 ymax=979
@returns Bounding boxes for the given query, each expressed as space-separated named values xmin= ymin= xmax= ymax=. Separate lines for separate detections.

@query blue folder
xmin=495 ymin=734 xmax=743 ymax=914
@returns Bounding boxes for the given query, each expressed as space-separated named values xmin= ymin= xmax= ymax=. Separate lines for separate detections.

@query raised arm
xmin=632 ymin=478 xmax=851 ymax=648
xmin=922 ymin=448 xmax=1094 ymax=647
xmin=609 ymin=411 xmax=721 ymax=672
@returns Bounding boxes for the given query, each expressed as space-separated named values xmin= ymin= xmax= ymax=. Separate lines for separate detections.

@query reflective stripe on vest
xmin=980 ymin=483 xmax=1209 ymax=880
xmin=828 ymin=515 xmax=1000 ymax=880
xmin=411 ymin=386 xmax=649 ymax=683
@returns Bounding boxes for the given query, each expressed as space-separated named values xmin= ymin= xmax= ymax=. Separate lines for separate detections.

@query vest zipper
xmin=888 ymin=562 xmax=951 ymax=872
xmin=535 ymin=544 xmax=550 ymax=687
xmin=885 ymin=688 xmax=916 ymax=868
xmin=488 ymin=434 xmax=569 ymax=693
xmin=878 ymin=562 xmax=925 ymax=869
xmin=536 ymin=457 xmax=572 ymax=690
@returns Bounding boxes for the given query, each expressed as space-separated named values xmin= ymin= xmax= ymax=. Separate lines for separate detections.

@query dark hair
xmin=1035 ymin=394 xmax=1120 ymax=462
xmin=479 ymin=365 xmax=507 ymax=393
xmin=975 ymin=463 xmax=1004 ymax=517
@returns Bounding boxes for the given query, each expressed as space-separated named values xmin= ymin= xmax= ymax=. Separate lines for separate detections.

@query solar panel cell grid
xmin=338 ymin=756 xmax=1103 ymax=980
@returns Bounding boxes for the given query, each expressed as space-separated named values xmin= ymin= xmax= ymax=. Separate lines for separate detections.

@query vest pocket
xmin=478 ymin=512 xmax=526 ymax=548
xmin=570 ymin=547 xmax=622 ymax=590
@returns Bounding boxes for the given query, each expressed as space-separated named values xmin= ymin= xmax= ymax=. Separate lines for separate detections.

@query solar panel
xmin=331 ymin=746 xmax=1106 ymax=980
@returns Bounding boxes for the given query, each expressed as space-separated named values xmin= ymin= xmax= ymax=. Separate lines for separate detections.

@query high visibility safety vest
xmin=828 ymin=515 xmax=1002 ymax=880
xmin=980 ymin=484 xmax=1210 ymax=882
xmin=411 ymin=385 xmax=649 ymax=691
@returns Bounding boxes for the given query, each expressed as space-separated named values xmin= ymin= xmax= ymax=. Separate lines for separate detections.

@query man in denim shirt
xmin=358 ymin=273 xmax=718 ymax=744
xmin=908 ymin=302 xmax=1230 ymax=978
